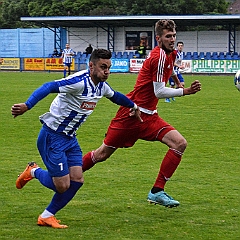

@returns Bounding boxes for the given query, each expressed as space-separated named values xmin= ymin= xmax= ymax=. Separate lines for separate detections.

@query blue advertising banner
xmin=110 ymin=58 xmax=129 ymax=73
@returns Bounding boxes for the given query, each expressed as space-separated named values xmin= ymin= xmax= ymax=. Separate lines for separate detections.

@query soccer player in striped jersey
xmin=11 ymin=49 xmax=141 ymax=228
xmin=82 ymin=19 xmax=201 ymax=208
xmin=61 ymin=43 xmax=75 ymax=77
xmin=165 ymin=41 xmax=185 ymax=102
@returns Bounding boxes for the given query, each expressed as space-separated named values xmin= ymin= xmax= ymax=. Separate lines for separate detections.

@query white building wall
xmin=176 ymin=31 xmax=198 ymax=52
xmin=198 ymin=31 xmax=229 ymax=53
xmin=67 ymin=26 xmax=240 ymax=54
xmin=96 ymin=28 xmax=109 ymax=49
xmin=236 ymin=31 xmax=240 ymax=52
xmin=68 ymin=27 xmax=112 ymax=52
xmin=68 ymin=27 xmax=98 ymax=52
xmin=114 ymin=26 xmax=125 ymax=52
xmin=176 ymin=31 xmax=229 ymax=53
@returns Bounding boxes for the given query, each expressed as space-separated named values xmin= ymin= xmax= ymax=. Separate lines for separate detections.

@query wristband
xmin=133 ymin=103 xmax=138 ymax=110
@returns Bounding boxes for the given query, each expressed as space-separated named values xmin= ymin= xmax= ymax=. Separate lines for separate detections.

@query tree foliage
xmin=0 ymin=0 xmax=229 ymax=28
xmin=115 ymin=0 xmax=229 ymax=15
xmin=0 ymin=0 xmax=31 ymax=28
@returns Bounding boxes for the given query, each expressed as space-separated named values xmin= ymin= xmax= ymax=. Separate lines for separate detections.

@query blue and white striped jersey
xmin=39 ymin=70 xmax=115 ymax=137
xmin=62 ymin=48 xmax=74 ymax=64
xmin=174 ymin=51 xmax=183 ymax=74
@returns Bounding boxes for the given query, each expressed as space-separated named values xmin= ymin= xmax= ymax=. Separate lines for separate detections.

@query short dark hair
xmin=90 ymin=49 xmax=112 ymax=64
xmin=177 ymin=41 xmax=184 ymax=46
xmin=155 ymin=19 xmax=176 ymax=37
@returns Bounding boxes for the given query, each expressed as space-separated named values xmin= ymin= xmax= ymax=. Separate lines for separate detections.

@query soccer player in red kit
xmin=83 ymin=19 xmax=201 ymax=207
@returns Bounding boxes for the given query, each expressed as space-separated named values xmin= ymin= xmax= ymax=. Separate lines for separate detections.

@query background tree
xmin=28 ymin=0 xmax=64 ymax=16
xmin=179 ymin=0 xmax=229 ymax=14
xmin=0 ymin=0 xmax=230 ymax=29
xmin=115 ymin=0 xmax=229 ymax=15
xmin=1 ymin=0 xmax=31 ymax=28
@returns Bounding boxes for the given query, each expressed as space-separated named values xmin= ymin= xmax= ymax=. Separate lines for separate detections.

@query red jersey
xmin=104 ymin=47 xmax=177 ymax=147
xmin=127 ymin=46 xmax=177 ymax=111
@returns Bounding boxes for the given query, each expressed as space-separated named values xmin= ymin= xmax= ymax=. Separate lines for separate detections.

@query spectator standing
xmin=165 ymin=41 xmax=185 ymax=103
xmin=85 ymin=44 xmax=93 ymax=56
xmin=136 ymin=32 xmax=151 ymax=58
xmin=136 ymin=44 xmax=146 ymax=58
xmin=61 ymin=43 xmax=75 ymax=77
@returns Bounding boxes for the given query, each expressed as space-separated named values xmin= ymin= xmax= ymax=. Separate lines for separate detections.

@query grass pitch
xmin=0 ymin=71 xmax=239 ymax=239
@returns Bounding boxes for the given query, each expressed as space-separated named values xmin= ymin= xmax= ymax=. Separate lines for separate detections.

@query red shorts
xmin=104 ymin=111 xmax=175 ymax=148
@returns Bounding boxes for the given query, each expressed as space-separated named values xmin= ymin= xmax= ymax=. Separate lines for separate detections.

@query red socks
xmin=153 ymin=148 xmax=183 ymax=189
xmin=83 ymin=148 xmax=182 ymax=190
xmin=82 ymin=151 xmax=95 ymax=172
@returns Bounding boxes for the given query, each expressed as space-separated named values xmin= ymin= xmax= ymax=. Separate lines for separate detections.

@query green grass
xmin=0 ymin=71 xmax=239 ymax=239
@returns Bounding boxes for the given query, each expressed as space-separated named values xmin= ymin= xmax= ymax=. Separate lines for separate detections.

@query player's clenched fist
xmin=11 ymin=103 xmax=28 ymax=118
xmin=183 ymin=80 xmax=201 ymax=95
xmin=191 ymin=80 xmax=201 ymax=92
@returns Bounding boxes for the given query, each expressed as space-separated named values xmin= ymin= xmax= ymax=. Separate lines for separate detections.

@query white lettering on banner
xmin=180 ymin=60 xmax=192 ymax=73
xmin=130 ymin=58 xmax=145 ymax=73
xmin=225 ymin=60 xmax=240 ymax=73
xmin=114 ymin=60 xmax=128 ymax=66
xmin=110 ymin=59 xmax=129 ymax=72
xmin=4 ymin=59 xmax=19 ymax=64
xmin=80 ymin=102 xmax=96 ymax=110
xmin=192 ymin=60 xmax=225 ymax=73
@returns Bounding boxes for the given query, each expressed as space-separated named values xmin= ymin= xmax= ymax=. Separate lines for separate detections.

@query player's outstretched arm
xmin=153 ymin=82 xmax=183 ymax=98
xmin=11 ymin=103 xmax=28 ymax=118
xmin=11 ymin=81 xmax=59 ymax=118
xmin=108 ymin=91 xmax=143 ymax=122
xmin=183 ymin=80 xmax=201 ymax=95
xmin=153 ymin=80 xmax=201 ymax=99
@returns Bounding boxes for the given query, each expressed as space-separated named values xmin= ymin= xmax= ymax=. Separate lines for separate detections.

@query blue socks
xmin=46 ymin=181 xmax=83 ymax=215
xmin=34 ymin=168 xmax=57 ymax=192
xmin=34 ymin=168 xmax=83 ymax=215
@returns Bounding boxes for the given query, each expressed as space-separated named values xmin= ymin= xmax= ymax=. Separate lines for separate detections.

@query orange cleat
xmin=37 ymin=216 xmax=68 ymax=228
xmin=16 ymin=162 xmax=39 ymax=189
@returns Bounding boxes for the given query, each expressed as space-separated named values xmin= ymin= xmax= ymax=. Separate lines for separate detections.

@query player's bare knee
xmin=53 ymin=178 xmax=71 ymax=193
xmin=71 ymin=176 xmax=84 ymax=184
xmin=177 ymin=137 xmax=187 ymax=152
xmin=56 ymin=183 xmax=70 ymax=193
xmin=78 ymin=177 xmax=84 ymax=184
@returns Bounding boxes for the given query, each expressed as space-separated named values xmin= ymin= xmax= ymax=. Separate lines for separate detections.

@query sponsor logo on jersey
xmin=81 ymin=101 xmax=96 ymax=110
